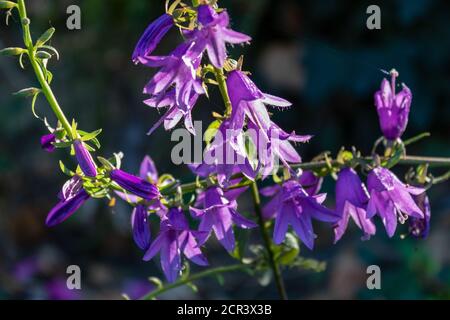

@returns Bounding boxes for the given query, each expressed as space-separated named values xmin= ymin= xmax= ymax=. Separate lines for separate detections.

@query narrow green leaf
xmin=13 ymin=87 xmax=41 ymax=98
xmin=41 ymin=45 xmax=60 ymax=60
xmin=204 ymin=120 xmax=221 ymax=145
xmin=36 ymin=27 xmax=55 ymax=47
xmin=59 ymin=160 xmax=75 ymax=176
xmin=0 ymin=47 xmax=26 ymax=56
xmin=35 ymin=51 xmax=52 ymax=60
xmin=80 ymin=129 xmax=102 ymax=142
xmin=31 ymin=91 xmax=42 ymax=120
xmin=0 ymin=1 xmax=17 ymax=9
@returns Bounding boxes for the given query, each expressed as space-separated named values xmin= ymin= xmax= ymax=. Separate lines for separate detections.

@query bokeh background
xmin=1 ymin=0 xmax=449 ymax=299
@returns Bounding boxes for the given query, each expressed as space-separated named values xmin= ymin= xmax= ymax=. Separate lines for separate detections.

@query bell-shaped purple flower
xmin=262 ymin=179 xmax=340 ymax=250
xmin=73 ymin=139 xmax=97 ymax=177
xmin=110 ymin=169 xmax=160 ymax=201
xmin=409 ymin=193 xmax=431 ymax=238
xmin=333 ymin=168 xmax=376 ymax=243
xmin=374 ymin=70 xmax=412 ymax=140
xmin=226 ymin=70 xmax=311 ymax=176
xmin=132 ymin=205 xmax=151 ymax=251
xmin=143 ymin=207 xmax=208 ymax=283
xmin=190 ymin=186 xmax=257 ymax=253
xmin=367 ymin=167 xmax=425 ymax=237
xmin=46 ymin=176 xmax=90 ymax=227
xmin=41 ymin=134 xmax=56 ymax=153
xmin=261 ymin=170 xmax=323 ymax=220
xmin=132 ymin=13 xmax=174 ymax=64
xmin=184 ymin=5 xmax=251 ymax=68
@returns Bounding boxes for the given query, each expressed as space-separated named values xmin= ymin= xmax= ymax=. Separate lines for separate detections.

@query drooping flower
xmin=110 ymin=169 xmax=160 ymax=201
xmin=143 ymin=207 xmax=208 ymax=283
xmin=374 ymin=70 xmax=412 ymax=141
xmin=262 ymin=179 xmax=340 ymax=250
xmin=367 ymin=167 xmax=425 ymax=237
xmin=190 ymin=186 xmax=257 ymax=253
xmin=143 ymin=43 xmax=204 ymax=134
xmin=132 ymin=205 xmax=151 ymax=251
xmin=132 ymin=13 xmax=174 ymax=64
xmin=409 ymin=193 xmax=431 ymax=238
xmin=191 ymin=120 xmax=257 ymax=186
xmin=73 ymin=139 xmax=97 ymax=177
xmin=261 ymin=170 xmax=323 ymax=220
xmin=333 ymin=168 xmax=376 ymax=243
xmin=226 ymin=70 xmax=311 ymax=176
xmin=46 ymin=176 xmax=90 ymax=227
xmin=40 ymin=134 xmax=56 ymax=153
xmin=184 ymin=5 xmax=251 ymax=68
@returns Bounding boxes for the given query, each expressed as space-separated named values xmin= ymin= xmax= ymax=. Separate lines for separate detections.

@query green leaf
xmin=59 ymin=160 xmax=75 ymax=176
xmin=54 ymin=141 xmax=72 ymax=148
xmin=0 ymin=1 xmax=17 ymax=9
xmin=204 ymin=120 xmax=221 ymax=145
xmin=148 ymin=277 xmax=163 ymax=290
xmin=97 ymin=157 xmax=114 ymax=170
xmin=0 ymin=47 xmax=26 ymax=56
xmin=36 ymin=27 xmax=55 ymax=47
xmin=31 ymin=91 xmax=42 ymax=120
xmin=277 ymin=233 xmax=300 ymax=266
xmin=13 ymin=87 xmax=41 ymax=98
xmin=41 ymin=45 xmax=60 ymax=60
xmin=35 ymin=51 xmax=52 ymax=60
xmin=80 ymin=129 xmax=102 ymax=142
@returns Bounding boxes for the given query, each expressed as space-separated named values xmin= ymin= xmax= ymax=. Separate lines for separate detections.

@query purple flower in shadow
xmin=367 ymin=167 xmax=425 ymax=237
xmin=190 ymin=186 xmax=257 ymax=253
xmin=143 ymin=207 xmax=208 ymax=283
xmin=184 ymin=5 xmax=251 ymax=68
xmin=73 ymin=139 xmax=97 ymax=177
xmin=409 ymin=192 xmax=431 ymax=239
xmin=110 ymin=168 xmax=160 ymax=201
xmin=40 ymin=134 xmax=56 ymax=153
xmin=333 ymin=168 xmax=376 ymax=243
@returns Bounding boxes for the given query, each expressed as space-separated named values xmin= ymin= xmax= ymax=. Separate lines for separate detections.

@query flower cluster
xmin=3 ymin=0 xmax=443 ymax=290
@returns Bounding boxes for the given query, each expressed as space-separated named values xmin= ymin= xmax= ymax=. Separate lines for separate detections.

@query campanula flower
xmin=110 ymin=169 xmax=160 ymax=201
xmin=261 ymin=170 xmax=323 ymax=220
xmin=409 ymin=193 xmax=431 ymax=238
xmin=73 ymin=139 xmax=97 ymax=177
xmin=46 ymin=176 xmax=90 ymax=227
xmin=190 ymin=186 xmax=257 ymax=253
xmin=132 ymin=13 xmax=174 ymax=64
xmin=132 ymin=205 xmax=151 ymax=251
xmin=262 ymin=179 xmax=339 ymax=250
xmin=226 ymin=70 xmax=311 ymax=176
xmin=40 ymin=133 xmax=56 ymax=153
xmin=143 ymin=207 xmax=208 ymax=283
xmin=184 ymin=5 xmax=251 ymax=68
xmin=374 ymin=70 xmax=412 ymax=140
xmin=333 ymin=168 xmax=376 ymax=243
xmin=367 ymin=167 xmax=425 ymax=237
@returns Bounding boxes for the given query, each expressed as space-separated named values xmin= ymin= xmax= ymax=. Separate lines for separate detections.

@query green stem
xmin=250 ymin=181 xmax=288 ymax=300
xmin=213 ymin=67 xmax=232 ymax=117
xmin=141 ymin=264 xmax=248 ymax=300
xmin=17 ymin=0 xmax=74 ymax=139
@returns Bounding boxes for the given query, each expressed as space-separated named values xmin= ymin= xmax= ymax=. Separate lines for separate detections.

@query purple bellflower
xmin=46 ymin=176 xmax=90 ymax=227
xmin=262 ymin=179 xmax=340 ymax=250
xmin=226 ymin=70 xmax=311 ymax=176
xmin=143 ymin=207 xmax=208 ymax=283
xmin=367 ymin=167 xmax=425 ymax=237
xmin=132 ymin=13 xmax=174 ymax=65
xmin=40 ymin=133 xmax=56 ymax=153
xmin=261 ymin=170 xmax=323 ymax=220
xmin=73 ymin=139 xmax=97 ymax=177
xmin=333 ymin=168 xmax=376 ymax=243
xmin=110 ymin=169 xmax=160 ymax=201
xmin=132 ymin=205 xmax=151 ymax=251
xmin=143 ymin=43 xmax=204 ymax=134
xmin=190 ymin=186 xmax=257 ymax=253
xmin=374 ymin=70 xmax=412 ymax=141
xmin=409 ymin=193 xmax=431 ymax=238
xmin=184 ymin=5 xmax=251 ymax=68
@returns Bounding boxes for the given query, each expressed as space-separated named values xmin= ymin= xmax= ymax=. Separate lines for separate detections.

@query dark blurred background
xmin=1 ymin=0 xmax=449 ymax=299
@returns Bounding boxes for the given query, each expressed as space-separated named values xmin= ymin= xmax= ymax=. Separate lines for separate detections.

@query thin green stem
xmin=141 ymin=264 xmax=248 ymax=300
xmin=251 ymin=181 xmax=288 ymax=300
xmin=213 ymin=67 xmax=232 ymax=117
xmin=17 ymin=0 xmax=74 ymax=139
